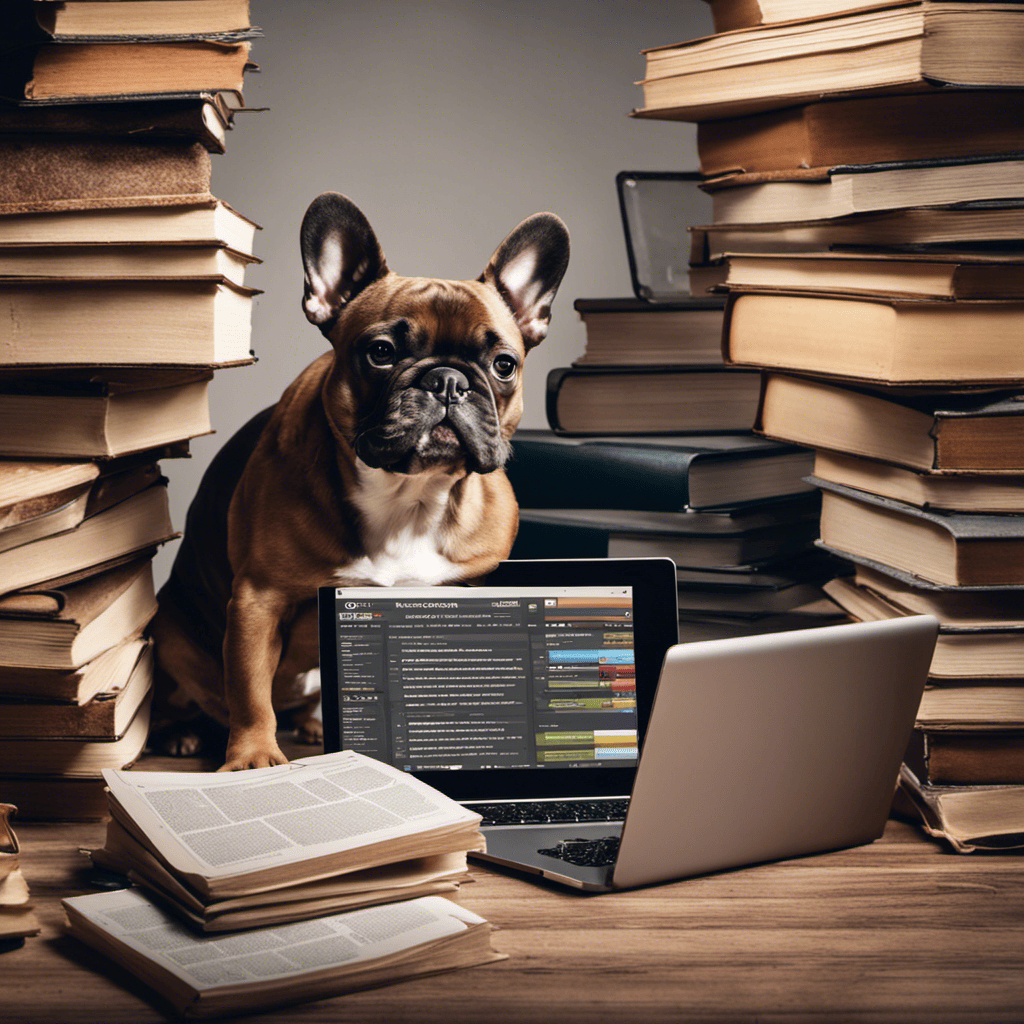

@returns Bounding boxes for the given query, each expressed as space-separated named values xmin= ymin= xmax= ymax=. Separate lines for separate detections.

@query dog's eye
xmin=367 ymin=339 xmax=396 ymax=367
xmin=492 ymin=355 xmax=518 ymax=380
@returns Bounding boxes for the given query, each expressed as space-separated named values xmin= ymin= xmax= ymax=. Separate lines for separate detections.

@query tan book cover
xmin=0 ymin=137 xmax=211 ymax=216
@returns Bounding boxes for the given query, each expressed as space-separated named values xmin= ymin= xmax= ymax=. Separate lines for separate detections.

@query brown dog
xmin=150 ymin=193 xmax=570 ymax=770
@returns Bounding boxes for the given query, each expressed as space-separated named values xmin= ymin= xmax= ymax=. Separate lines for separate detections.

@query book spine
xmin=545 ymin=366 xmax=571 ymax=434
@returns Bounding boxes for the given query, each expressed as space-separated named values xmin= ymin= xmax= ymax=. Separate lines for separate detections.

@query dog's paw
xmin=218 ymin=734 xmax=289 ymax=772
xmin=149 ymin=723 xmax=205 ymax=757
xmin=296 ymin=718 xmax=324 ymax=745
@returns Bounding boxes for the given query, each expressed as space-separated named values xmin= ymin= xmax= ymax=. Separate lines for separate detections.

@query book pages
xmin=102 ymin=750 xmax=481 ymax=880
xmin=63 ymin=888 xmax=485 ymax=992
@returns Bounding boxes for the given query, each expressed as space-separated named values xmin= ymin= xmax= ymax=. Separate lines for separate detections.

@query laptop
xmin=318 ymin=559 xmax=937 ymax=891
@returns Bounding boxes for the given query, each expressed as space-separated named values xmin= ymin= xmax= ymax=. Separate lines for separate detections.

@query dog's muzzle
xmin=419 ymin=366 xmax=470 ymax=406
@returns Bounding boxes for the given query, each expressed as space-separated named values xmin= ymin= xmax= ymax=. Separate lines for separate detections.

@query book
xmin=0 ymin=804 xmax=41 ymax=943
xmin=0 ymin=637 xmax=151 ymax=708
xmin=0 ymin=371 xmax=213 ymax=457
xmin=706 ymin=157 xmax=1024 ymax=225
xmin=1 ymin=455 xmax=160 ymax=545
xmin=0 ymin=641 xmax=152 ymax=738
xmin=724 ymin=292 xmax=1024 ymax=385
xmin=546 ymin=366 xmax=762 ymax=435
xmin=757 ymin=374 xmax=1024 ymax=474
xmin=31 ymin=0 xmax=253 ymax=40
xmin=851 ymin=564 xmax=1024 ymax=627
xmin=0 ymin=775 xmax=108 ymax=821
xmin=0 ymin=136 xmax=211 ymax=216
xmin=0 ymin=277 xmax=256 ymax=366
xmin=96 ymin=751 xmax=485 ymax=903
xmin=0 ymin=558 xmax=155 ymax=674
xmin=812 ymin=450 xmax=1024 ymax=513
xmin=0 ymin=243 xmax=256 ymax=283
xmin=676 ymin=577 xmax=827 ymax=614
xmin=0 ymin=458 xmax=160 ymax=552
xmin=506 ymin=430 xmax=814 ymax=511
xmin=94 ymin=815 xmax=474 ymax=932
xmin=897 ymin=764 xmax=1024 ymax=851
xmin=633 ymin=2 xmax=1024 ymax=121
xmin=572 ymin=297 xmax=726 ymax=366
xmin=823 ymin=576 xmax=1024 ymax=679
xmin=722 ymin=252 xmax=1024 ymax=301
xmin=702 ymin=0 xmax=889 ymax=32
xmin=0 ymin=458 xmax=98 ymax=534
xmin=696 ymin=91 xmax=1024 ymax=177
xmin=911 ymin=731 xmax=1024 ymax=786
xmin=0 ymin=96 xmax=231 ymax=152
xmin=512 ymin=512 xmax=817 ymax=566
xmin=0 ymin=198 xmax=258 ymax=251
xmin=0 ymin=481 xmax=175 ymax=597
xmin=916 ymin=686 xmax=1024 ymax=729
xmin=816 ymin=479 xmax=1024 ymax=587
xmin=690 ymin=203 xmax=1024 ymax=262
xmin=0 ymin=39 xmax=254 ymax=103
xmin=0 ymin=691 xmax=150 ymax=775
xmin=63 ymin=889 xmax=503 ymax=1019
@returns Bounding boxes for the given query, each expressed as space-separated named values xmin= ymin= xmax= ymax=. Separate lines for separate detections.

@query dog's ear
xmin=479 ymin=213 xmax=570 ymax=349
xmin=300 ymin=192 xmax=389 ymax=333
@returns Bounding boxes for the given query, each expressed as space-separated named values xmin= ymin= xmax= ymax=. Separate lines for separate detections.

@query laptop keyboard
xmin=469 ymin=799 xmax=629 ymax=826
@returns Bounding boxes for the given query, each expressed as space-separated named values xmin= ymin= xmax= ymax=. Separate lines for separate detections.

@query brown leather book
xmin=698 ymin=92 xmax=1024 ymax=177
xmin=0 ymin=136 xmax=211 ymax=216
xmin=913 ymin=732 xmax=1024 ymax=786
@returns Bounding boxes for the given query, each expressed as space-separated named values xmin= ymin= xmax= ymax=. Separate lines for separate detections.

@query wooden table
xmin=7 ymin=752 xmax=1024 ymax=1023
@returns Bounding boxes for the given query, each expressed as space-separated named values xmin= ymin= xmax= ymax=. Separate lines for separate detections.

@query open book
xmin=93 ymin=751 xmax=485 ymax=928
xmin=64 ymin=888 xmax=504 ymax=1019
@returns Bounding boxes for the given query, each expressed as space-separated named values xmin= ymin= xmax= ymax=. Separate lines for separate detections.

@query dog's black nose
xmin=419 ymin=366 xmax=470 ymax=405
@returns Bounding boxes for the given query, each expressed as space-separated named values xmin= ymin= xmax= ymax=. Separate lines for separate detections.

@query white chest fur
xmin=336 ymin=461 xmax=463 ymax=587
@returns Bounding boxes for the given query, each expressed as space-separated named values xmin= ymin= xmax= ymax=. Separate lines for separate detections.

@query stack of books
xmin=0 ymin=0 xmax=262 ymax=819
xmin=631 ymin=0 xmax=1024 ymax=847
xmin=70 ymin=751 xmax=503 ymax=1015
xmin=511 ymin=297 xmax=840 ymax=639
xmin=0 ymin=803 xmax=40 ymax=951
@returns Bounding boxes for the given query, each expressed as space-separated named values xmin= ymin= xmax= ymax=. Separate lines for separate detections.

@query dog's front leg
xmin=220 ymin=577 xmax=291 ymax=771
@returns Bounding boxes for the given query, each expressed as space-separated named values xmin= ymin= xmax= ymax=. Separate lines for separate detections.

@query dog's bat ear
xmin=300 ymin=192 xmax=389 ymax=333
xmin=479 ymin=212 xmax=570 ymax=349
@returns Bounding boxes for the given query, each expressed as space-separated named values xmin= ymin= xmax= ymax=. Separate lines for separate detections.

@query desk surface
xmin=7 ymin=749 xmax=1024 ymax=1024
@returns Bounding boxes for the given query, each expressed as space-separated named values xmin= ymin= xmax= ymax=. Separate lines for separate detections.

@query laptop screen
xmin=318 ymin=558 xmax=679 ymax=802
xmin=331 ymin=585 xmax=637 ymax=773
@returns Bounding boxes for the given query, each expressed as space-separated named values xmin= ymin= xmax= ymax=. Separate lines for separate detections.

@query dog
xmin=150 ymin=192 xmax=570 ymax=770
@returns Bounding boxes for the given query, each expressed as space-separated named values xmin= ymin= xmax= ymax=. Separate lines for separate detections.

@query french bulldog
xmin=150 ymin=192 xmax=570 ymax=770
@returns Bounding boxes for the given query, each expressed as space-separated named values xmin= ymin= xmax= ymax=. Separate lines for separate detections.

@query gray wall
xmin=155 ymin=0 xmax=713 ymax=585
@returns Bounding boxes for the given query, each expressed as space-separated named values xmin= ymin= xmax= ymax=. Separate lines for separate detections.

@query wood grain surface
xmin=6 ymin=745 xmax=1024 ymax=1024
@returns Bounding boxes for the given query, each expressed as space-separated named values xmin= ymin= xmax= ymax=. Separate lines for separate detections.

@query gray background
xmin=155 ymin=0 xmax=713 ymax=585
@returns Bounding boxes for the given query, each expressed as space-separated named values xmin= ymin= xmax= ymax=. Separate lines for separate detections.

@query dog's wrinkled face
xmin=300 ymin=193 xmax=570 ymax=476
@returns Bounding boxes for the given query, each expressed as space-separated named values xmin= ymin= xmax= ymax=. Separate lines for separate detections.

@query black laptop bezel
xmin=318 ymin=557 xmax=679 ymax=802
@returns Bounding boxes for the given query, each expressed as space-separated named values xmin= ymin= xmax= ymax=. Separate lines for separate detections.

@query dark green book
xmin=506 ymin=429 xmax=813 ymax=511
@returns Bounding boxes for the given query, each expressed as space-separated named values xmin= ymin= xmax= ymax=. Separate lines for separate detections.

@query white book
xmin=63 ymin=889 xmax=504 ymax=1019
xmin=103 ymin=750 xmax=485 ymax=900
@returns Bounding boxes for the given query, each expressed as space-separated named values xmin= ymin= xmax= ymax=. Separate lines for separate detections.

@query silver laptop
xmin=475 ymin=615 xmax=937 ymax=891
